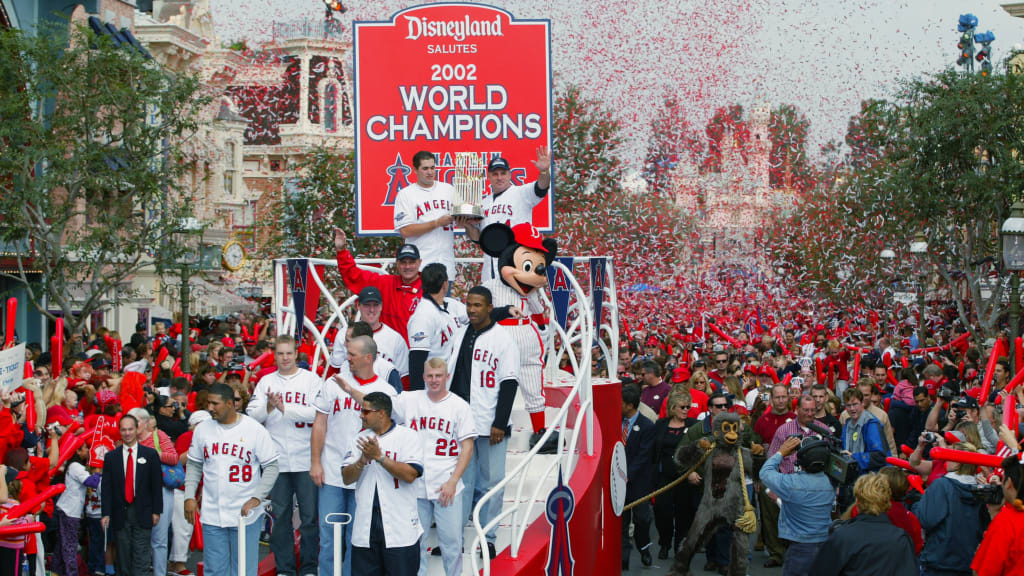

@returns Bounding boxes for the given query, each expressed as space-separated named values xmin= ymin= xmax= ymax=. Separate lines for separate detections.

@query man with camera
xmin=760 ymin=436 xmax=835 ymax=576
xmin=906 ymin=386 xmax=940 ymax=449
xmin=926 ymin=392 xmax=997 ymax=453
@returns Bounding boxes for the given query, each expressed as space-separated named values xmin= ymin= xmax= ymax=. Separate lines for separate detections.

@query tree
xmin=642 ymin=95 xmax=703 ymax=196
xmin=552 ymin=85 xmax=691 ymax=283
xmin=259 ymin=143 xmax=400 ymax=260
xmin=768 ymin=68 xmax=1024 ymax=338
xmin=703 ymin=104 xmax=749 ymax=173
xmin=844 ymin=98 xmax=897 ymax=171
xmin=769 ymin=104 xmax=816 ymax=193
xmin=0 ymin=23 xmax=208 ymax=337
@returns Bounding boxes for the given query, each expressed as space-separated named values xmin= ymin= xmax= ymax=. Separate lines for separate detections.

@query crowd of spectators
xmin=615 ymin=320 xmax=1024 ymax=575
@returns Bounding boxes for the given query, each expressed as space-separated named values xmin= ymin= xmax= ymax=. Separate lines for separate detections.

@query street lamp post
xmin=177 ymin=218 xmax=203 ymax=374
xmin=1002 ymin=201 xmax=1024 ymax=371
xmin=910 ymin=233 xmax=929 ymax=344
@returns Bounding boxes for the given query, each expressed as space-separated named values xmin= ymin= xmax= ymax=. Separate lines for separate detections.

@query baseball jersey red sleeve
xmin=335 ymin=250 xmax=421 ymax=342
xmin=335 ymin=249 xmax=377 ymax=295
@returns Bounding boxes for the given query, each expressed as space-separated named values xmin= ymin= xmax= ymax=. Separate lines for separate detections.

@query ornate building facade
xmin=671 ymin=103 xmax=796 ymax=245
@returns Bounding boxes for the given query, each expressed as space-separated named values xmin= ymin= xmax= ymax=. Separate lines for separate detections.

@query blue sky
xmin=211 ymin=0 xmax=1024 ymax=169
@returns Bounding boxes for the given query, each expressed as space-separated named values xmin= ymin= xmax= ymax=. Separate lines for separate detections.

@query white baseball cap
xmin=188 ymin=410 xmax=213 ymax=427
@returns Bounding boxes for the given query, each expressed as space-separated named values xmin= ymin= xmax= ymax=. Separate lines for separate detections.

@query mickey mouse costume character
xmin=478 ymin=222 xmax=557 ymax=452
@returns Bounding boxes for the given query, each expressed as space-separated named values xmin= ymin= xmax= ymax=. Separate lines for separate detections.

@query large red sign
xmin=353 ymin=3 xmax=553 ymax=235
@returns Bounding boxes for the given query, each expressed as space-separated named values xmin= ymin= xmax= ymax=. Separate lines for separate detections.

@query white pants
xmin=170 ymin=489 xmax=194 ymax=563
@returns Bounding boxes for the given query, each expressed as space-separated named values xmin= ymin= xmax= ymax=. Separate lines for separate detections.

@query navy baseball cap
xmin=358 ymin=286 xmax=383 ymax=304
xmin=487 ymin=157 xmax=510 ymax=172
xmin=395 ymin=244 xmax=420 ymax=261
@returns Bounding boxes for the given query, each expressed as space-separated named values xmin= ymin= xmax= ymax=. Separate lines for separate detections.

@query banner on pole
xmin=0 ymin=344 xmax=25 ymax=393
xmin=546 ymin=258 xmax=574 ymax=331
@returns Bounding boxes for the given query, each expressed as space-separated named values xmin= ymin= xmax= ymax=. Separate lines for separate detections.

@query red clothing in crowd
xmin=886 ymin=501 xmax=923 ymax=555
xmin=754 ymin=411 xmax=795 ymax=446
xmin=174 ymin=430 xmax=193 ymax=458
xmin=658 ymin=388 xmax=708 ymax=420
xmin=18 ymin=455 xmax=52 ymax=555
xmin=84 ymin=413 xmax=122 ymax=443
xmin=45 ymin=404 xmax=79 ymax=427
xmin=335 ymin=249 xmax=422 ymax=343
xmin=822 ymin=349 xmax=851 ymax=382
xmin=971 ymin=503 xmax=1024 ymax=576
xmin=141 ymin=429 xmax=179 ymax=466
xmin=0 ymin=408 xmax=24 ymax=464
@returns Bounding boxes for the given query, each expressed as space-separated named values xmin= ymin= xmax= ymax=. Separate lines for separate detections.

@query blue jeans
xmin=417 ymin=498 xmax=463 ymax=576
xmin=783 ymin=541 xmax=823 ymax=576
xmin=706 ymin=525 xmax=731 ymax=566
xmin=269 ymin=471 xmax=319 ymax=576
xmin=461 ymin=436 xmax=506 ymax=544
xmin=202 ymin=521 xmax=261 ymax=576
xmin=318 ymin=485 xmax=355 ymax=576
xmin=152 ymin=487 xmax=174 ymax=576
xmin=83 ymin=517 xmax=106 ymax=574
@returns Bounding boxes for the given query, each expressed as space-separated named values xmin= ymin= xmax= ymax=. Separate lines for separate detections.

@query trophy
xmin=452 ymin=152 xmax=486 ymax=219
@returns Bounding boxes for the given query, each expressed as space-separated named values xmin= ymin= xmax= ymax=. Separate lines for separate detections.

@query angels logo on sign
xmin=798 ymin=357 xmax=813 ymax=374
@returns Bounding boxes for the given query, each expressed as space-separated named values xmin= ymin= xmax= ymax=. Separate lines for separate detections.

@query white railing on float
xmin=272 ymin=255 xmax=620 ymax=576
xmin=469 ymin=257 xmax=619 ymax=576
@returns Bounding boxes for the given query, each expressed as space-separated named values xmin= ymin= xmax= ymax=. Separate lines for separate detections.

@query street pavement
xmin=184 ymin=532 xmax=787 ymax=575
xmin=623 ymin=545 xmax=785 ymax=576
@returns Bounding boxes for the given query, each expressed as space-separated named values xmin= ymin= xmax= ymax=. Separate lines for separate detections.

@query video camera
xmin=804 ymin=422 xmax=859 ymax=486
xmin=971 ymin=484 xmax=1003 ymax=505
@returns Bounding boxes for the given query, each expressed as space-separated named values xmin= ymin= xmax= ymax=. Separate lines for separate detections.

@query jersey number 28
xmin=228 ymin=464 xmax=253 ymax=482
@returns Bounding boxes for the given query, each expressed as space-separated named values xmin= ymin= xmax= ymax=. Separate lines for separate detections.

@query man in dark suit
xmin=101 ymin=413 xmax=164 ymax=576
xmin=621 ymin=384 xmax=656 ymax=570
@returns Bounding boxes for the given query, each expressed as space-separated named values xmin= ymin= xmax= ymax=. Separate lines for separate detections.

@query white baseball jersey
xmin=245 ymin=368 xmax=320 ymax=472
xmin=481 ymin=182 xmax=546 ymax=281
xmin=446 ymin=322 xmax=520 ymax=436
xmin=393 ymin=181 xmax=456 ymax=281
xmin=329 ymin=335 xmax=403 ymax=387
xmin=313 ymin=372 xmax=397 ymax=488
xmin=407 ymin=296 xmax=468 ymax=362
xmin=392 ymin=391 xmax=475 ymax=500
xmin=342 ymin=425 xmax=424 ymax=548
xmin=373 ymin=323 xmax=409 ymax=378
xmin=187 ymin=415 xmax=280 ymax=527
xmin=483 ymin=279 xmax=546 ymax=412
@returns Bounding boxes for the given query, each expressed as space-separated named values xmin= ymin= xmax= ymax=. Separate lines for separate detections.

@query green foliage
xmin=0 ymin=22 xmax=208 ymax=336
xmin=703 ymin=104 xmax=749 ymax=173
xmin=262 ymin=143 xmax=399 ymax=260
xmin=769 ymin=104 xmax=816 ymax=193
xmin=767 ymin=68 xmax=1024 ymax=336
xmin=553 ymin=84 xmax=691 ymax=280
xmin=642 ymin=96 xmax=703 ymax=196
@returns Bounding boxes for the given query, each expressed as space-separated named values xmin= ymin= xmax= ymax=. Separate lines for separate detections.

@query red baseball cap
xmin=671 ymin=367 xmax=690 ymax=383
xmin=511 ymin=223 xmax=547 ymax=252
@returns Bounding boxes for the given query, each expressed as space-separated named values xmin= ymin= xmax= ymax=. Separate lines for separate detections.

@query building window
xmin=224 ymin=171 xmax=234 ymax=196
xmin=324 ymin=83 xmax=338 ymax=133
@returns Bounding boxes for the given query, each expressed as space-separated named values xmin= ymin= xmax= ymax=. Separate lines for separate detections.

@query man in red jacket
xmin=334 ymin=228 xmax=422 ymax=343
